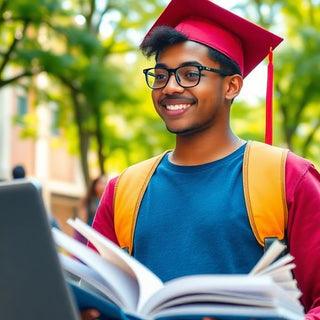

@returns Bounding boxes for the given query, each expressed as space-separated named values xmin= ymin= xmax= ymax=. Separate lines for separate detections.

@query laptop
xmin=0 ymin=179 xmax=80 ymax=320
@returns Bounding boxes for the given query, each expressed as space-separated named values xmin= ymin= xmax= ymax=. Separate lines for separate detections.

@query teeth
xmin=166 ymin=104 xmax=190 ymax=110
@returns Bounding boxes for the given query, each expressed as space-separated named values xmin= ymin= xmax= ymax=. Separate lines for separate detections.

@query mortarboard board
xmin=142 ymin=0 xmax=284 ymax=144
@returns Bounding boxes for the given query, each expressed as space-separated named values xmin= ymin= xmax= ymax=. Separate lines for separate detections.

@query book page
xmin=147 ymin=303 xmax=304 ymax=320
xmin=52 ymin=228 xmax=138 ymax=312
xmin=148 ymin=292 xmax=276 ymax=313
xmin=258 ymin=253 xmax=294 ymax=276
xmin=139 ymin=274 xmax=304 ymax=319
xmin=248 ymin=240 xmax=302 ymax=301
xmin=140 ymin=274 xmax=279 ymax=315
xmin=68 ymin=218 xmax=164 ymax=311
xmin=261 ymin=266 xmax=302 ymax=300
xmin=249 ymin=240 xmax=287 ymax=275
xmin=58 ymin=252 xmax=124 ymax=306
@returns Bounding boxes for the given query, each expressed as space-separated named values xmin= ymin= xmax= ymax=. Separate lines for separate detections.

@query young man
xmin=81 ymin=0 xmax=320 ymax=319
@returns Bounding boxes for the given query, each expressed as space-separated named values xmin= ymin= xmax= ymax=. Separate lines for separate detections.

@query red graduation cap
xmin=142 ymin=0 xmax=283 ymax=145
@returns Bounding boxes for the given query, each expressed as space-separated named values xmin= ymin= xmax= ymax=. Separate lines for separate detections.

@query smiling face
xmin=151 ymin=41 xmax=240 ymax=137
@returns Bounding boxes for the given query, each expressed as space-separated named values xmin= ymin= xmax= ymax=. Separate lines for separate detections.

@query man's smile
xmin=166 ymin=103 xmax=191 ymax=111
xmin=160 ymin=96 xmax=196 ymax=111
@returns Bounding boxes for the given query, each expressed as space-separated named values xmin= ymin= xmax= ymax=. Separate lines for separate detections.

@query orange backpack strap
xmin=243 ymin=141 xmax=289 ymax=247
xmin=114 ymin=142 xmax=289 ymax=253
xmin=114 ymin=151 xmax=169 ymax=253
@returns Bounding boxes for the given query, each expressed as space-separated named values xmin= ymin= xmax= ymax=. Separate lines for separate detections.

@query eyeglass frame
xmin=142 ymin=64 xmax=233 ymax=89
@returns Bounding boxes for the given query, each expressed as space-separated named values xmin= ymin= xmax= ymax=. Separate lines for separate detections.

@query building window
xmin=16 ymin=95 xmax=28 ymax=124
xmin=49 ymin=102 xmax=60 ymax=136
xmin=51 ymin=109 xmax=59 ymax=136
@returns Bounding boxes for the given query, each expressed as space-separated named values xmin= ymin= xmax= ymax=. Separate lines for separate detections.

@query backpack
xmin=113 ymin=141 xmax=289 ymax=254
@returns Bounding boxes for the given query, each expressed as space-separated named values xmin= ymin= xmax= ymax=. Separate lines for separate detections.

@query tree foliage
xmin=0 ymin=0 xmax=171 ymax=185
xmin=1 ymin=0 xmax=319 ymax=184
xmin=233 ymin=0 xmax=320 ymax=165
xmin=275 ymin=0 xmax=320 ymax=160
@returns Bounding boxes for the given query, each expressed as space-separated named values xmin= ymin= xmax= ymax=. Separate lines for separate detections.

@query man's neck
xmin=170 ymin=132 xmax=244 ymax=166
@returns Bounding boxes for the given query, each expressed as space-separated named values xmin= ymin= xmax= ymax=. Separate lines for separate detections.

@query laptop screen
xmin=0 ymin=179 xmax=80 ymax=320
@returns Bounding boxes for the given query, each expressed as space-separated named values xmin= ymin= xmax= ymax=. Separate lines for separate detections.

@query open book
xmin=52 ymin=219 xmax=305 ymax=320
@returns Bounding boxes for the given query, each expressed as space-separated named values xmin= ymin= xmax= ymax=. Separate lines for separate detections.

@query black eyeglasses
xmin=143 ymin=64 xmax=232 ymax=89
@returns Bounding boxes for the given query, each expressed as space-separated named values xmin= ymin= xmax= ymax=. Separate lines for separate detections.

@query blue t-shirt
xmin=133 ymin=144 xmax=263 ymax=282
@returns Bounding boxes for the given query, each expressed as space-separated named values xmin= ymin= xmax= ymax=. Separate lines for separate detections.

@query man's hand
xmin=80 ymin=309 xmax=100 ymax=320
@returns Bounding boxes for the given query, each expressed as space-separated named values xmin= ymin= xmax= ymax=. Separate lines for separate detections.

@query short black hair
xmin=140 ymin=26 xmax=242 ymax=76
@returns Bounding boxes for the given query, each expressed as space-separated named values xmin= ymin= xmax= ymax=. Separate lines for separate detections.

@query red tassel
xmin=265 ymin=47 xmax=273 ymax=145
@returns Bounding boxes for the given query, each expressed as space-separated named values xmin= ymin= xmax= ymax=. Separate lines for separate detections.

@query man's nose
xmin=162 ymin=72 xmax=184 ymax=94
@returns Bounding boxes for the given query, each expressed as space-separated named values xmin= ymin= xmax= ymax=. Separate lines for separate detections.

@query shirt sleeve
xmin=89 ymin=176 xmax=119 ymax=250
xmin=286 ymin=152 xmax=320 ymax=318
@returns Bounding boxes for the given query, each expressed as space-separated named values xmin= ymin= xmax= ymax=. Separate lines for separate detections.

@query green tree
xmin=43 ymin=0 xmax=170 ymax=184
xmin=276 ymin=1 xmax=320 ymax=161
xmin=0 ymin=0 xmax=62 ymax=87
xmin=0 ymin=0 xmax=170 ymax=185
xmin=234 ymin=0 xmax=320 ymax=165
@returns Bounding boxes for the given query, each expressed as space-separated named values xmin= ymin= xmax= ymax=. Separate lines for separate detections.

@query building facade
xmin=0 ymin=83 xmax=85 ymax=237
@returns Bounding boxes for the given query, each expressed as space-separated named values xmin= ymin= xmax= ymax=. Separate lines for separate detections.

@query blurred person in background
xmin=12 ymin=165 xmax=26 ymax=179
xmin=74 ymin=174 xmax=108 ymax=244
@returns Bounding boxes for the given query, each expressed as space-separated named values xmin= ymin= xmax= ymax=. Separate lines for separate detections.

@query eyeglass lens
xmin=146 ymin=65 xmax=201 ymax=89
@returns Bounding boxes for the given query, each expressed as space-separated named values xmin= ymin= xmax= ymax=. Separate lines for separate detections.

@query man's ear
xmin=225 ymin=74 xmax=243 ymax=100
